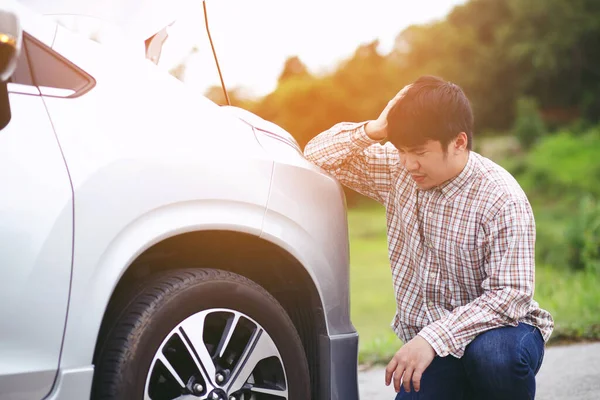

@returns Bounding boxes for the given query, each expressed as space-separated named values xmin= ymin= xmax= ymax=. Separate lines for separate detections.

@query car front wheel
xmin=92 ymin=268 xmax=310 ymax=400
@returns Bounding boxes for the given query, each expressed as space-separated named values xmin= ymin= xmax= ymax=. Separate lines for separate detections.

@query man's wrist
xmin=364 ymin=120 xmax=387 ymax=141
xmin=350 ymin=122 xmax=381 ymax=148
xmin=418 ymin=323 xmax=453 ymax=358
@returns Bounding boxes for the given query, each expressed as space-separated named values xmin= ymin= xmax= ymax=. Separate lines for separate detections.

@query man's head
xmin=387 ymin=75 xmax=474 ymax=190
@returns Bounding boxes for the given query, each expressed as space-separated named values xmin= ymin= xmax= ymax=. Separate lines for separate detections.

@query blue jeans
xmin=394 ymin=323 xmax=545 ymax=400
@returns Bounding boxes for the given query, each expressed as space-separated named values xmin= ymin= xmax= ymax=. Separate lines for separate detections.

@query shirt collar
xmin=436 ymin=152 xmax=476 ymax=200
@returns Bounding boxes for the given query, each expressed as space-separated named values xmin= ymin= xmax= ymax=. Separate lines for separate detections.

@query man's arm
xmin=418 ymin=200 xmax=536 ymax=358
xmin=304 ymin=122 xmax=400 ymax=204
xmin=303 ymin=86 xmax=411 ymax=204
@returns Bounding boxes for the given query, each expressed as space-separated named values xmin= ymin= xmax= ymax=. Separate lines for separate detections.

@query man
xmin=304 ymin=76 xmax=554 ymax=399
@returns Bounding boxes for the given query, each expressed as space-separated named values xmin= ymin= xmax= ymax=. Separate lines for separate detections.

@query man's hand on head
xmin=365 ymin=84 xmax=412 ymax=141
xmin=385 ymin=335 xmax=435 ymax=393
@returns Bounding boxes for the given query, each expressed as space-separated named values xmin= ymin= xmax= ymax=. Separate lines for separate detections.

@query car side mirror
xmin=0 ymin=7 xmax=22 ymax=82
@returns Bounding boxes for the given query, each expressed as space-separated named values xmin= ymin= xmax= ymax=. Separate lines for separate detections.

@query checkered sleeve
xmin=418 ymin=200 xmax=536 ymax=358
xmin=303 ymin=122 xmax=400 ymax=204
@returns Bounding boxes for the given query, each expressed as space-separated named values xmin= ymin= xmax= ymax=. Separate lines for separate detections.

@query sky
xmin=27 ymin=0 xmax=467 ymax=98
xmin=154 ymin=0 xmax=467 ymax=98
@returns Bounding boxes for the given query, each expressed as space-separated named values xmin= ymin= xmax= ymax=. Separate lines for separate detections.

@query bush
xmin=515 ymin=125 xmax=600 ymax=271
xmin=512 ymin=96 xmax=548 ymax=151
xmin=565 ymin=196 xmax=600 ymax=273
xmin=520 ymin=126 xmax=600 ymax=200
xmin=533 ymin=208 xmax=570 ymax=269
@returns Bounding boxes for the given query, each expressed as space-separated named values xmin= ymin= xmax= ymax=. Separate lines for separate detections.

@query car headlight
xmin=253 ymin=126 xmax=302 ymax=156
xmin=221 ymin=105 xmax=301 ymax=155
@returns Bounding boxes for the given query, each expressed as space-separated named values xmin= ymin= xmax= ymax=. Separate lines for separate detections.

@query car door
xmin=0 ymin=21 xmax=74 ymax=400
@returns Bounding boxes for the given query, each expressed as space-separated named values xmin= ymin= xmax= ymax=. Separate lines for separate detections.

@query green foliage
xmin=529 ymin=195 xmax=600 ymax=275
xmin=521 ymin=127 xmax=600 ymax=199
xmin=565 ymin=196 xmax=600 ymax=273
xmin=529 ymin=206 xmax=570 ymax=271
xmin=506 ymin=126 xmax=600 ymax=272
xmin=249 ymin=75 xmax=354 ymax=149
xmin=513 ymin=97 xmax=547 ymax=150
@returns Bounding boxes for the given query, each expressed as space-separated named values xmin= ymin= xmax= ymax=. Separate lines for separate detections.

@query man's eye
xmin=415 ymin=152 xmax=427 ymax=156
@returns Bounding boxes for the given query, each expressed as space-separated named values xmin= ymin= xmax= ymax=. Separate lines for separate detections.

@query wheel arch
xmin=93 ymin=229 xmax=327 ymax=399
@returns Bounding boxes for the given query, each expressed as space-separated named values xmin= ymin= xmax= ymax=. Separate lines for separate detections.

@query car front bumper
xmin=320 ymin=331 xmax=360 ymax=400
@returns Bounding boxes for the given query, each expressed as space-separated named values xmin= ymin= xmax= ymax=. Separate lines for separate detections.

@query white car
xmin=0 ymin=1 xmax=359 ymax=399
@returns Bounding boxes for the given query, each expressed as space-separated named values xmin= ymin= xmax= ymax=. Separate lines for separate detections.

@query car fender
xmin=59 ymin=198 xmax=267 ymax=369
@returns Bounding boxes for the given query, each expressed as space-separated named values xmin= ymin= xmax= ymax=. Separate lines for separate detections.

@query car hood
xmin=19 ymin=0 xmax=192 ymax=40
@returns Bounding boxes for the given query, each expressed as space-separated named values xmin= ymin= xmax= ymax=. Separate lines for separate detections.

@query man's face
xmin=398 ymin=138 xmax=465 ymax=190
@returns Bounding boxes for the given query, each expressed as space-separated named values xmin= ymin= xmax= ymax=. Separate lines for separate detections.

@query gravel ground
xmin=358 ymin=342 xmax=600 ymax=399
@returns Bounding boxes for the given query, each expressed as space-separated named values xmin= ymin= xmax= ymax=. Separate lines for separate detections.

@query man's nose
xmin=402 ymin=154 xmax=420 ymax=172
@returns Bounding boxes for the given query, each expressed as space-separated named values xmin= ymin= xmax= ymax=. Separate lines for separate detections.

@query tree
xmin=277 ymin=56 xmax=310 ymax=84
xmin=204 ymin=85 xmax=254 ymax=108
xmin=168 ymin=46 xmax=199 ymax=82
xmin=513 ymin=96 xmax=547 ymax=150
xmin=253 ymin=0 xmax=600 ymax=148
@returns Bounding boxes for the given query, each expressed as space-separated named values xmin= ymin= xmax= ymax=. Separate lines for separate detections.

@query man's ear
xmin=453 ymin=132 xmax=469 ymax=153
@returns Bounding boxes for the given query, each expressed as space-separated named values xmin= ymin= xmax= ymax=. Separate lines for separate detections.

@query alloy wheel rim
xmin=143 ymin=308 xmax=288 ymax=400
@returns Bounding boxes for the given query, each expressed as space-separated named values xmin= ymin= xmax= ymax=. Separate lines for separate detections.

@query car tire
xmin=92 ymin=268 xmax=310 ymax=400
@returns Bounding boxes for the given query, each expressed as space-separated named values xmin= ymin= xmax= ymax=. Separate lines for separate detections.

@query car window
xmin=9 ymin=32 xmax=95 ymax=98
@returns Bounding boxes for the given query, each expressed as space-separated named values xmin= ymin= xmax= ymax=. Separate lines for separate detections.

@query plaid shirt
xmin=304 ymin=121 xmax=554 ymax=358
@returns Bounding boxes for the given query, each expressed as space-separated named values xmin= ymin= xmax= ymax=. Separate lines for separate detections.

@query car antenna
xmin=202 ymin=0 xmax=230 ymax=105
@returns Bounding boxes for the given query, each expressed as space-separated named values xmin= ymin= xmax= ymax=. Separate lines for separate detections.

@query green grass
xmin=348 ymin=203 xmax=401 ymax=365
xmin=348 ymin=203 xmax=600 ymax=366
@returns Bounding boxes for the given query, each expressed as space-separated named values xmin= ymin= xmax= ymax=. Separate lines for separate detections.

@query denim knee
xmin=462 ymin=324 xmax=544 ymax=399
xmin=464 ymin=330 xmax=525 ymax=381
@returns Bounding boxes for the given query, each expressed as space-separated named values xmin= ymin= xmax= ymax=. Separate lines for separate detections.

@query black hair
xmin=387 ymin=75 xmax=474 ymax=151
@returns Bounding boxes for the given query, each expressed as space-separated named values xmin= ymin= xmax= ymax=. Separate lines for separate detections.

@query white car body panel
xmin=262 ymin=162 xmax=353 ymax=335
xmin=0 ymin=85 xmax=73 ymax=399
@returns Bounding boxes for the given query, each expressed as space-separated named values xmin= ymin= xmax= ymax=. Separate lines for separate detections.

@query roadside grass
xmin=348 ymin=203 xmax=600 ymax=366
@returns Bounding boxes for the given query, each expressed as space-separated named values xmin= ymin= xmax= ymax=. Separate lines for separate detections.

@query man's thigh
xmin=461 ymin=323 xmax=545 ymax=400
xmin=394 ymin=354 xmax=469 ymax=400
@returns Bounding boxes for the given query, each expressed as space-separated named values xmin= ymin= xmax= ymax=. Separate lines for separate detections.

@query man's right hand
xmin=365 ymin=84 xmax=412 ymax=141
